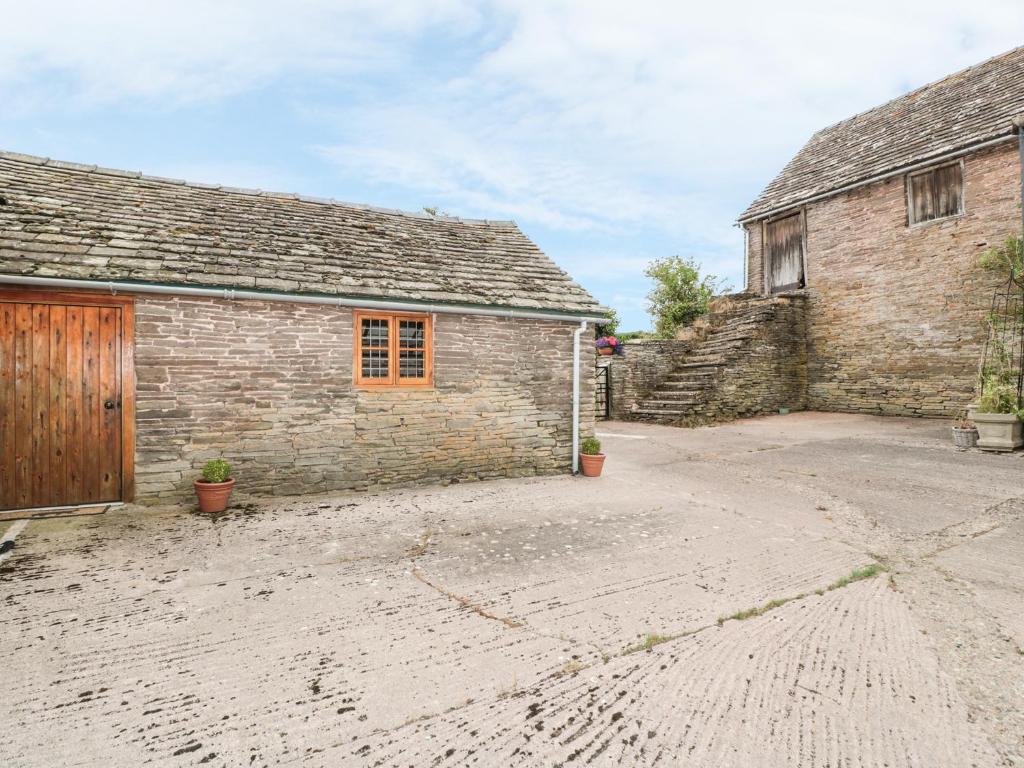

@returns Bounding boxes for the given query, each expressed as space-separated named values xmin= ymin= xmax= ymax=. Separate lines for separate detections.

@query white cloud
xmin=0 ymin=0 xmax=479 ymax=108
xmin=312 ymin=1 xmax=1024 ymax=263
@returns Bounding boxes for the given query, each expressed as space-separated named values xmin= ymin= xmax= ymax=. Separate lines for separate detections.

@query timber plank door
xmin=765 ymin=213 xmax=806 ymax=293
xmin=0 ymin=293 xmax=134 ymax=510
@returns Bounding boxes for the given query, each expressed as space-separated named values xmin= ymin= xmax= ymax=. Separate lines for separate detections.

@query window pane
xmin=910 ymin=172 xmax=934 ymax=223
xmin=399 ymin=320 xmax=425 ymax=349
xmin=361 ymin=348 xmax=389 ymax=378
xmin=399 ymin=350 xmax=425 ymax=379
xmin=361 ymin=318 xmax=389 ymax=346
xmin=935 ymin=164 xmax=962 ymax=218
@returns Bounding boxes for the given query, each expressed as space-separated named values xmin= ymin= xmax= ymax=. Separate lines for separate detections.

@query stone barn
xmin=0 ymin=152 xmax=604 ymax=511
xmin=615 ymin=46 xmax=1024 ymax=423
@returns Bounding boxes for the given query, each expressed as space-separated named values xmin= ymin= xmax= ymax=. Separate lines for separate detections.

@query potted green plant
xmin=951 ymin=411 xmax=978 ymax=450
xmin=972 ymin=375 xmax=1023 ymax=452
xmin=194 ymin=459 xmax=235 ymax=513
xmin=579 ymin=437 xmax=605 ymax=477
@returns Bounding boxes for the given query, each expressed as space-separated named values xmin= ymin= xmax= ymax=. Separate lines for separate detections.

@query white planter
xmin=972 ymin=411 xmax=1023 ymax=452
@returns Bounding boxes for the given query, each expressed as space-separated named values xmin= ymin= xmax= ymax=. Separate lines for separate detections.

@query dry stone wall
xmin=609 ymin=295 xmax=807 ymax=423
xmin=690 ymin=296 xmax=808 ymax=420
xmin=133 ymin=296 xmax=591 ymax=504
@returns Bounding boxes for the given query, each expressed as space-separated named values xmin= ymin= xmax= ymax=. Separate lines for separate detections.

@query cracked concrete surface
xmin=2 ymin=412 xmax=1023 ymax=766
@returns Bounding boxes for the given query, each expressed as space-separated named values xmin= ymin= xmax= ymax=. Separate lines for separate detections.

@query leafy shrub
xmin=580 ymin=437 xmax=602 ymax=455
xmin=977 ymin=375 xmax=1020 ymax=415
xmin=201 ymin=459 xmax=232 ymax=483
xmin=979 ymin=234 xmax=1024 ymax=280
xmin=616 ymin=330 xmax=655 ymax=343
xmin=595 ymin=308 xmax=619 ymax=338
xmin=645 ymin=256 xmax=725 ymax=339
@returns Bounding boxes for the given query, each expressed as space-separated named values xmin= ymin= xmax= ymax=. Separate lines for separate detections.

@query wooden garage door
xmin=0 ymin=296 xmax=133 ymax=510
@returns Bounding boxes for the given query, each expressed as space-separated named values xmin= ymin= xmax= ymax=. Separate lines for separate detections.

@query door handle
xmin=104 ymin=400 xmax=115 ymax=410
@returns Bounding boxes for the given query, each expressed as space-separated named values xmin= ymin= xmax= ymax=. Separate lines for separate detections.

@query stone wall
xmin=691 ymin=295 xmax=808 ymax=420
xmin=608 ymin=295 xmax=807 ymax=423
xmin=744 ymin=142 xmax=1020 ymax=416
xmin=133 ymin=296 xmax=592 ymax=504
xmin=606 ymin=338 xmax=697 ymax=419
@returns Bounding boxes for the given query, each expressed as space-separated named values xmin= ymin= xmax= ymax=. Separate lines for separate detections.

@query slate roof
xmin=740 ymin=46 xmax=1024 ymax=222
xmin=0 ymin=152 xmax=604 ymax=316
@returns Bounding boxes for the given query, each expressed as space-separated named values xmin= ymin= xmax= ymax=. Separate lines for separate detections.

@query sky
xmin=1 ymin=2 xmax=1022 ymax=330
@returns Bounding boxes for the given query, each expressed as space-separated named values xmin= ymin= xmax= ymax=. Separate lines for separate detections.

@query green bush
xmin=616 ymin=330 xmax=655 ymax=343
xmin=644 ymin=256 xmax=725 ymax=339
xmin=979 ymin=234 xmax=1024 ymax=280
xmin=595 ymin=308 xmax=619 ymax=338
xmin=201 ymin=459 xmax=232 ymax=483
xmin=580 ymin=437 xmax=602 ymax=455
xmin=977 ymin=375 xmax=1020 ymax=415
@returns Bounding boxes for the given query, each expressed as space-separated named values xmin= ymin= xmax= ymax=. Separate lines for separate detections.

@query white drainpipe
xmin=572 ymin=319 xmax=588 ymax=474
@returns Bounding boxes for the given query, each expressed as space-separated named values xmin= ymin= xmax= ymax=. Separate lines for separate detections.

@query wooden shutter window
xmin=765 ymin=213 xmax=805 ymax=293
xmin=908 ymin=163 xmax=963 ymax=225
xmin=354 ymin=311 xmax=432 ymax=387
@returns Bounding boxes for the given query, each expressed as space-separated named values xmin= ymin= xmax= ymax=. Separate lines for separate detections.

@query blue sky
xmin=2 ymin=2 xmax=1022 ymax=330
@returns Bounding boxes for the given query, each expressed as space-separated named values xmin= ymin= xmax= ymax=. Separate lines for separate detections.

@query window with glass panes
xmin=354 ymin=311 xmax=432 ymax=386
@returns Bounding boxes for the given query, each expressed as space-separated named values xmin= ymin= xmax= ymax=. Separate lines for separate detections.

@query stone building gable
xmin=741 ymin=46 xmax=1024 ymax=221
xmin=0 ymin=152 xmax=601 ymax=315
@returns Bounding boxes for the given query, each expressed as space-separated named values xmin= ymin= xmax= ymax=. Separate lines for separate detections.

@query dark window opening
xmin=908 ymin=163 xmax=963 ymax=225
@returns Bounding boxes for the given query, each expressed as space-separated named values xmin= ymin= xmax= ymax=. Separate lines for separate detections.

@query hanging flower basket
xmin=595 ymin=336 xmax=623 ymax=356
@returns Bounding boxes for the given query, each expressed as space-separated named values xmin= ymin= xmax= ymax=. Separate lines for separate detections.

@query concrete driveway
xmin=2 ymin=413 xmax=1023 ymax=767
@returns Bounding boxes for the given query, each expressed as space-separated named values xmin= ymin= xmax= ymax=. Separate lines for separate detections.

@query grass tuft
xmin=827 ymin=563 xmax=885 ymax=590
xmin=717 ymin=562 xmax=889 ymax=626
xmin=622 ymin=633 xmax=672 ymax=655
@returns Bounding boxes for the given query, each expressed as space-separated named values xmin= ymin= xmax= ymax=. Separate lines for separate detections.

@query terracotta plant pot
xmin=580 ymin=453 xmax=606 ymax=477
xmin=597 ymin=347 xmax=614 ymax=356
xmin=194 ymin=478 xmax=235 ymax=513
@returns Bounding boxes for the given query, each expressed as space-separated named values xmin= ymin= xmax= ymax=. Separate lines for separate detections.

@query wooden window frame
xmin=0 ymin=287 xmax=136 ymax=504
xmin=906 ymin=160 xmax=965 ymax=227
xmin=353 ymin=310 xmax=433 ymax=389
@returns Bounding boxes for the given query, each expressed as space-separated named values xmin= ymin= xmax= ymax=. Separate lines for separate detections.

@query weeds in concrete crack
xmin=406 ymin=528 xmax=435 ymax=558
xmin=554 ymin=659 xmax=586 ymax=677
xmin=411 ymin=568 xmax=523 ymax=629
xmin=622 ymin=633 xmax=673 ymax=655
xmin=496 ymin=676 xmax=519 ymax=700
xmin=828 ymin=563 xmax=886 ymax=589
xmin=718 ymin=562 xmax=888 ymax=626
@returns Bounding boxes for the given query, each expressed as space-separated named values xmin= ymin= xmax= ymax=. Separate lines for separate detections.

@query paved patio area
xmin=2 ymin=412 xmax=1023 ymax=767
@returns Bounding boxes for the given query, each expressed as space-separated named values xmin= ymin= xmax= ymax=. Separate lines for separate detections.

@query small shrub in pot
xmin=579 ymin=437 xmax=605 ymax=477
xmin=194 ymin=459 xmax=235 ymax=513
xmin=973 ymin=375 xmax=1023 ymax=452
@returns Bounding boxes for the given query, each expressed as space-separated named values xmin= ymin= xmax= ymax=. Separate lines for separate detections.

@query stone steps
xmin=630 ymin=297 xmax=783 ymax=424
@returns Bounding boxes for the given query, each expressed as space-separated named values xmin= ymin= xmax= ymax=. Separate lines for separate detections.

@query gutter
xmin=571 ymin=319 xmax=588 ymax=475
xmin=2 ymin=273 xmax=600 ymax=479
xmin=0 ymin=274 xmax=607 ymax=324
xmin=736 ymin=132 xmax=1017 ymax=226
